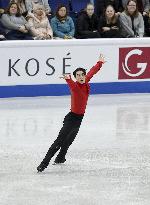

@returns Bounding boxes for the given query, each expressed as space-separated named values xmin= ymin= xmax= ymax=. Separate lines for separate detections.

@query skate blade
xmin=52 ymin=162 xmax=66 ymax=166
xmin=52 ymin=163 xmax=58 ymax=165
xmin=52 ymin=162 xmax=64 ymax=165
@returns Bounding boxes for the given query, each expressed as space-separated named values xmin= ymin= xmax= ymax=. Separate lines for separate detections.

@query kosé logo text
xmin=119 ymin=47 xmax=150 ymax=79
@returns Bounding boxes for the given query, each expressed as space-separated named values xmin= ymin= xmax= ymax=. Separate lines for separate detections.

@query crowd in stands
xmin=0 ymin=0 xmax=150 ymax=40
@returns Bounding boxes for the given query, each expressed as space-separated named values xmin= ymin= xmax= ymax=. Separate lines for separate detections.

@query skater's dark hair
xmin=73 ymin=68 xmax=86 ymax=77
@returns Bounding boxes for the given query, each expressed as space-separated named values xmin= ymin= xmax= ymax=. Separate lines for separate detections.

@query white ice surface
xmin=0 ymin=94 xmax=150 ymax=205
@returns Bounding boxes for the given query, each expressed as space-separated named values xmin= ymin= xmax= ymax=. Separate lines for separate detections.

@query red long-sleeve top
xmin=66 ymin=61 xmax=103 ymax=115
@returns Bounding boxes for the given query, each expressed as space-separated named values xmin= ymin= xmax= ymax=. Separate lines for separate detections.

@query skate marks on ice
xmin=38 ymin=146 xmax=150 ymax=205
xmin=0 ymin=94 xmax=150 ymax=204
xmin=1 ymin=146 xmax=150 ymax=205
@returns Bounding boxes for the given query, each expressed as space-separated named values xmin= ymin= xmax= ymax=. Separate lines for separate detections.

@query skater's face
xmin=75 ymin=71 xmax=86 ymax=84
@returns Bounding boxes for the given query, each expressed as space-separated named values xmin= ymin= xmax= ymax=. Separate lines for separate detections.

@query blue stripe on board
xmin=0 ymin=81 xmax=150 ymax=98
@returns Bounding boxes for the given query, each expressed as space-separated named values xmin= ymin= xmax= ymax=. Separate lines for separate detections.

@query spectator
xmin=75 ymin=3 xmax=100 ymax=39
xmin=144 ymin=9 xmax=150 ymax=35
xmin=1 ymin=2 xmax=33 ymax=40
xmin=9 ymin=0 xmax=28 ymax=17
xmin=122 ymin=0 xmax=149 ymax=31
xmin=122 ymin=0 xmax=150 ymax=16
xmin=99 ymin=4 xmax=122 ymax=37
xmin=28 ymin=4 xmax=53 ymax=39
xmin=94 ymin=0 xmax=120 ymax=17
xmin=0 ymin=8 xmax=6 ymax=40
xmin=0 ymin=21 xmax=6 ymax=40
xmin=51 ymin=4 xmax=75 ymax=39
xmin=26 ymin=0 xmax=51 ymax=15
xmin=119 ymin=0 xmax=145 ymax=37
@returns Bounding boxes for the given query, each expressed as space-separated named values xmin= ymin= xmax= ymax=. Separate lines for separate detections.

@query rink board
xmin=0 ymin=38 xmax=150 ymax=98
xmin=0 ymin=82 xmax=150 ymax=98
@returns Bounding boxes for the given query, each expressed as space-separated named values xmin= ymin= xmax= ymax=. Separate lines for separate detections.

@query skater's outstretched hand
xmin=99 ymin=54 xmax=106 ymax=64
xmin=59 ymin=74 xmax=71 ymax=80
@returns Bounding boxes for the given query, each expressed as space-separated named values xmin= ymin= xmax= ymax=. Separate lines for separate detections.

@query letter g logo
xmin=122 ymin=49 xmax=147 ymax=77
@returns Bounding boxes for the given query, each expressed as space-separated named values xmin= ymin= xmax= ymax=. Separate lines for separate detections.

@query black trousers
xmin=41 ymin=112 xmax=84 ymax=165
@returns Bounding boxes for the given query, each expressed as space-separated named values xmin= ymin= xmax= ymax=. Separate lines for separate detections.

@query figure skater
xmin=37 ymin=54 xmax=106 ymax=172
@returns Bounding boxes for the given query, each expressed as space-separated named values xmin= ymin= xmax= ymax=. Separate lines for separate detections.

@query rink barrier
xmin=0 ymin=81 xmax=150 ymax=98
xmin=0 ymin=38 xmax=150 ymax=98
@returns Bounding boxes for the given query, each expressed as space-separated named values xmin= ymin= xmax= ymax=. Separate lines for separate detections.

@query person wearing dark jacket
xmin=37 ymin=54 xmax=106 ymax=172
xmin=95 ymin=0 xmax=121 ymax=17
xmin=75 ymin=3 xmax=101 ymax=39
xmin=0 ymin=21 xmax=6 ymax=40
xmin=144 ymin=9 xmax=150 ymax=36
xmin=0 ymin=8 xmax=6 ymax=40
xmin=99 ymin=4 xmax=122 ymax=37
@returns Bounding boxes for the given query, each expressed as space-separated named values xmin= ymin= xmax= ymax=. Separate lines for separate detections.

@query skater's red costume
xmin=66 ymin=61 xmax=103 ymax=115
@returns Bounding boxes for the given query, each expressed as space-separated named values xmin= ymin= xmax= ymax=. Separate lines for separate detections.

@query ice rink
xmin=0 ymin=94 xmax=150 ymax=205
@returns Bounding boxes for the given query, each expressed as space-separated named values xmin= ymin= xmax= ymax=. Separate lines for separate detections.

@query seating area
xmin=0 ymin=0 xmax=150 ymax=40
xmin=0 ymin=0 xmax=89 ymax=12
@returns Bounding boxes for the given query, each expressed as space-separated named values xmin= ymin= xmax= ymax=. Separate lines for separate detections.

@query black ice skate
xmin=37 ymin=162 xmax=47 ymax=172
xmin=53 ymin=158 xmax=66 ymax=165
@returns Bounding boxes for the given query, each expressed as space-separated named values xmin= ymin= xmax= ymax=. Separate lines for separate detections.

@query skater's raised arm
xmin=86 ymin=54 xmax=106 ymax=82
xmin=60 ymin=74 xmax=77 ymax=90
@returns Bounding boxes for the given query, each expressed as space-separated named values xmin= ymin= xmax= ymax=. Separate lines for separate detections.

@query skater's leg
xmin=41 ymin=121 xmax=75 ymax=165
xmin=54 ymin=113 xmax=83 ymax=164
xmin=54 ymin=126 xmax=80 ymax=163
xmin=37 ymin=126 xmax=72 ymax=172
xmin=37 ymin=112 xmax=76 ymax=171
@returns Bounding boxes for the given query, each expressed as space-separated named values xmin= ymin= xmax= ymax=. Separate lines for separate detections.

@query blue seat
xmin=50 ymin=0 xmax=69 ymax=12
xmin=71 ymin=0 xmax=89 ymax=12
xmin=0 ymin=0 xmax=10 ymax=8
xmin=49 ymin=0 xmax=89 ymax=13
